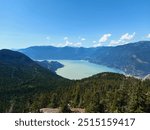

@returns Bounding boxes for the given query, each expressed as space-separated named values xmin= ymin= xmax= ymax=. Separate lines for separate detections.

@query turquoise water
xmin=49 ymin=60 xmax=124 ymax=80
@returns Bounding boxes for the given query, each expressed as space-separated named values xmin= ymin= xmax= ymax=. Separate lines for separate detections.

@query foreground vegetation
xmin=1 ymin=72 xmax=150 ymax=113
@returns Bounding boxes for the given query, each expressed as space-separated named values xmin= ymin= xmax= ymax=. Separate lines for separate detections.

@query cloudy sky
xmin=0 ymin=0 xmax=150 ymax=49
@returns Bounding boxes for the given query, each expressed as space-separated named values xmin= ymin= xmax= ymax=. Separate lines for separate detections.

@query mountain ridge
xmin=0 ymin=49 xmax=65 ymax=90
xmin=0 ymin=49 xmax=69 ymax=112
xmin=19 ymin=41 xmax=150 ymax=77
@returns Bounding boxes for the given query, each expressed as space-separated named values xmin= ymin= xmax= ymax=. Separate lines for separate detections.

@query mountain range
xmin=19 ymin=41 xmax=150 ymax=77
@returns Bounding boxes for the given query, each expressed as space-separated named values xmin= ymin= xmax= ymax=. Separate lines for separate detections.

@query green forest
xmin=1 ymin=72 xmax=150 ymax=113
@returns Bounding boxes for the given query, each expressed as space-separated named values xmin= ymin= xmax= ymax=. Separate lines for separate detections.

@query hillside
xmin=90 ymin=41 xmax=150 ymax=77
xmin=0 ymin=49 xmax=66 ymax=90
xmin=33 ymin=72 xmax=150 ymax=113
xmin=0 ymin=49 xmax=68 ymax=112
xmin=19 ymin=41 xmax=150 ymax=77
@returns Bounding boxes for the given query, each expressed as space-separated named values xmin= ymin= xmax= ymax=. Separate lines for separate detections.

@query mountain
xmin=19 ymin=46 xmax=97 ymax=60
xmin=90 ymin=41 xmax=150 ymax=77
xmin=0 ymin=49 xmax=64 ymax=91
xmin=0 ymin=48 xmax=150 ymax=113
xmin=0 ymin=49 xmax=68 ymax=112
xmin=37 ymin=60 xmax=64 ymax=73
xmin=19 ymin=41 xmax=150 ymax=77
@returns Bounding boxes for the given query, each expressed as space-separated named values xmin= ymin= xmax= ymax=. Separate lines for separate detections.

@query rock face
xmin=19 ymin=41 xmax=150 ymax=77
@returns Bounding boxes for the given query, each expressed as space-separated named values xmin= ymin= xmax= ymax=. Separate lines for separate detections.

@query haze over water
xmin=52 ymin=60 xmax=123 ymax=80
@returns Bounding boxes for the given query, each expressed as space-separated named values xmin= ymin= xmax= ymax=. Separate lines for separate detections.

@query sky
xmin=0 ymin=0 xmax=150 ymax=49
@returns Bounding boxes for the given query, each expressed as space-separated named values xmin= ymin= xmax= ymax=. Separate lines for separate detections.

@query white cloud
xmin=93 ymin=33 xmax=111 ymax=47
xmin=109 ymin=39 xmax=126 ymax=46
xmin=99 ymin=34 xmax=112 ymax=43
xmin=93 ymin=43 xmax=102 ymax=47
xmin=57 ymin=40 xmax=82 ymax=47
xmin=109 ymin=32 xmax=136 ymax=46
xmin=65 ymin=41 xmax=82 ymax=47
xmin=64 ymin=40 xmax=72 ymax=46
xmin=75 ymin=42 xmax=82 ymax=46
xmin=93 ymin=41 xmax=97 ymax=43
xmin=81 ymin=38 xmax=86 ymax=41
xmin=60 ymin=36 xmax=82 ymax=47
xmin=46 ymin=36 xmax=51 ymax=40
xmin=109 ymin=40 xmax=121 ymax=46
xmin=120 ymin=32 xmax=135 ymax=41
xmin=64 ymin=37 xmax=68 ymax=40
xmin=146 ymin=34 xmax=150 ymax=38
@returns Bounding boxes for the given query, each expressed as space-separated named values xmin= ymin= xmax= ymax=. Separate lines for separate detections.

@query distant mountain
xmin=37 ymin=60 xmax=64 ymax=73
xmin=19 ymin=46 xmax=97 ymax=60
xmin=90 ymin=41 xmax=150 ymax=77
xmin=19 ymin=41 xmax=150 ymax=77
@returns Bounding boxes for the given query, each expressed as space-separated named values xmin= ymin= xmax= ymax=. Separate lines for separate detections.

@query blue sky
xmin=0 ymin=0 xmax=150 ymax=49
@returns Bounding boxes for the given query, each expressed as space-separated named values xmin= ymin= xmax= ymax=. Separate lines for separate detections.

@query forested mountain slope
xmin=0 ymin=49 xmax=69 ymax=112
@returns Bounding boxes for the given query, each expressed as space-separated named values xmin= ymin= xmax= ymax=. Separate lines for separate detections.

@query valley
xmin=0 ymin=0 xmax=150 ymax=116
xmin=0 ymin=46 xmax=150 ymax=113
